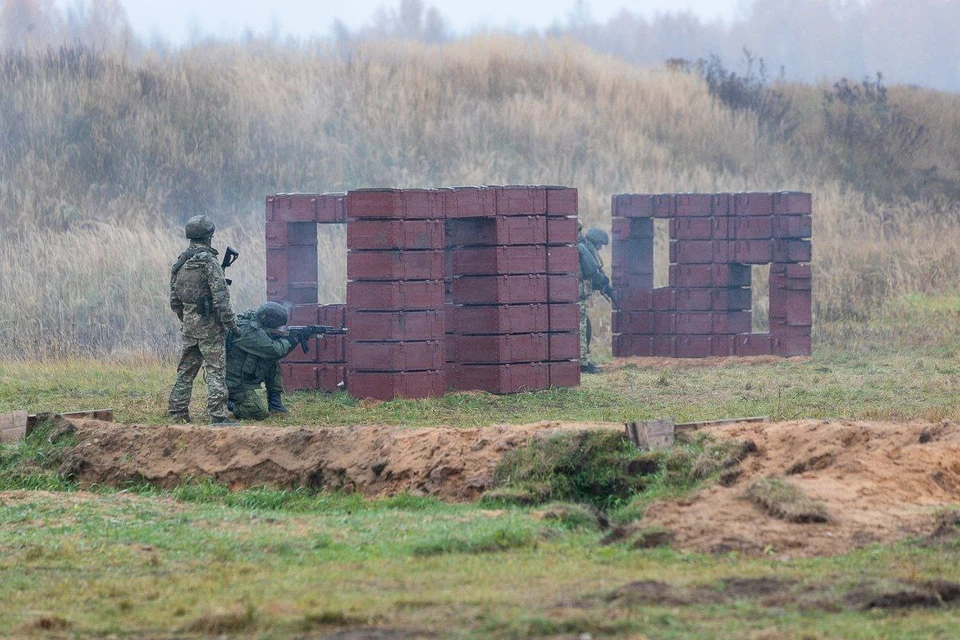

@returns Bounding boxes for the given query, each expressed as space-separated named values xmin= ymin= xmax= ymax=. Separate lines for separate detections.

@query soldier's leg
xmin=264 ymin=362 xmax=288 ymax=413
xmin=578 ymin=299 xmax=590 ymax=361
xmin=230 ymin=387 xmax=269 ymax=420
xmin=198 ymin=333 xmax=228 ymax=421
xmin=168 ymin=335 xmax=202 ymax=420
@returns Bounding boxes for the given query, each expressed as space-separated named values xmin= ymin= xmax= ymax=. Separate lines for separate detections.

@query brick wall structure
xmin=265 ymin=186 xmax=581 ymax=400
xmin=610 ymin=192 xmax=812 ymax=358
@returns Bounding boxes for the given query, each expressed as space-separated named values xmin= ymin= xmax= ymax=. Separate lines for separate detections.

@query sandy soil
xmin=54 ymin=417 xmax=960 ymax=557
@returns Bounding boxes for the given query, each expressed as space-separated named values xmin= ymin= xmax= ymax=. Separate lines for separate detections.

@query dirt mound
xmin=643 ymin=419 xmax=960 ymax=556
xmin=62 ymin=419 xmax=617 ymax=501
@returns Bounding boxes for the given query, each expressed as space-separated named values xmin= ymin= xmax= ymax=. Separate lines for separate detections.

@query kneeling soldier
xmin=226 ymin=302 xmax=300 ymax=420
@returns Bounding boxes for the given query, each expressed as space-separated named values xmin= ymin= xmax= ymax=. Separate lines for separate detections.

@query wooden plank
xmin=625 ymin=419 xmax=675 ymax=450
xmin=27 ymin=409 xmax=114 ymax=430
xmin=0 ymin=410 xmax=29 ymax=443
xmin=675 ymin=416 xmax=769 ymax=433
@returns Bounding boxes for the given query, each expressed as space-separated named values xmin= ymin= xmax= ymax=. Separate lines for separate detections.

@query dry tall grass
xmin=1 ymin=36 xmax=959 ymax=358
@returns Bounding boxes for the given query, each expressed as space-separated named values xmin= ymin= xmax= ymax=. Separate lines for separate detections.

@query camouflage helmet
xmin=184 ymin=215 xmax=215 ymax=240
xmin=257 ymin=302 xmax=289 ymax=329
xmin=585 ymin=227 xmax=609 ymax=247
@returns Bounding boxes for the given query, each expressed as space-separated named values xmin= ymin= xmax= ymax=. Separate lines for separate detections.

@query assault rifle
xmin=285 ymin=325 xmax=348 ymax=354
xmin=221 ymin=246 xmax=239 ymax=285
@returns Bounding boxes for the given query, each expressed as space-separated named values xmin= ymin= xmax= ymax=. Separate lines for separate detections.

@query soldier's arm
xmin=169 ymin=272 xmax=184 ymax=320
xmin=578 ymin=243 xmax=600 ymax=281
xmin=234 ymin=328 xmax=298 ymax=359
xmin=205 ymin=258 xmax=238 ymax=331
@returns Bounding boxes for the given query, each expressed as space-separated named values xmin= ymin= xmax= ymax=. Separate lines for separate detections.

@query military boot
xmin=580 ymin=360 xmax=599 ymax=374
xmin=267 ymin=390 xmax=289 ymax=414
xmin=169 ymin=412 xmax=191 ymax=424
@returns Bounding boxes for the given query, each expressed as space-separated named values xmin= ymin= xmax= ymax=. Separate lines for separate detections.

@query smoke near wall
xmin=1 ymin=0 xmax=958 ymax=92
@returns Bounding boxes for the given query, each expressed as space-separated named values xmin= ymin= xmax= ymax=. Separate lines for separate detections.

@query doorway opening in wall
xmin=654 ymin=218 xmax=670 ymax=288
xmin=317 ymin=223 xmax=347 ymax=303
xmin=751 ymin=263 xmax=770 ymax=333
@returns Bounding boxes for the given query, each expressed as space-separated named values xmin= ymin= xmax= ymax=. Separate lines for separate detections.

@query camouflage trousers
xmin=579 ymin=298 xmax=591 ymax=362
xmin=168 ymin=332 xmax=228 ymax=421
xmin=228 ymin=362 xmax=284 ymax=421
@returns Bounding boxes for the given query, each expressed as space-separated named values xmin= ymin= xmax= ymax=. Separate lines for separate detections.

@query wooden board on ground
xmin=675 ymin=416 xmax=769 ymax=433
xmin=0 ymin=410 xmax=29 ymax=443
xmin=625 ymin=419 xmax=675 ymax=450
xmin=26 ymin=410 xmax=114 ymax=430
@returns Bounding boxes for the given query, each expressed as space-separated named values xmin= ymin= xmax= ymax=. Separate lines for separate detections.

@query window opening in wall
xmin=317 ymin=223 xmax=347 ymax=303
xmin=751 ymin=263 xmax=770 ymax=333
xmin=654 ymin=218 xmax=670 ymax=288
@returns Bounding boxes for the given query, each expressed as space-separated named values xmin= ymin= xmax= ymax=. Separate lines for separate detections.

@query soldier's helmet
xmin=257 ymin=302 xmax=289 ymax=329
xmin=184 ymin=215 xmax=216 ymax=240
xmin=586 ymin=227 xmax=609 ymax=247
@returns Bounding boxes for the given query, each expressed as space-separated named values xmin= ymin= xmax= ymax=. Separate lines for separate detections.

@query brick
xmin=348 ymin=250 xmax=445 ymax=281
xmin=442 ymin=186 xmax=497 ymax=218
xmin=712 ymin=240 xmax=733 ymax=263
xmin=272 ymin=194 xmax=319 ymax=222
xmin=544 ymin=186 xmax=578 ymax=216
xmin=446 ymin=216 xmax=546 ymax=247
xmin=318 ymin=365 xmax=346 ymax=392
xmin=734 ymin=192 xmax=774 ymax=216
xmin=770 ymin=318 xmax=813 ymax=336
xmin=546 ymin=216 xmax=579 ymax=245
xmin=612 ymin=271 xmax=655 ymax=292
xmin=612 ymin=194 xmax=654 ymax=218
xmin=712 ymin=193 xmax=732 ymax=216
xmin=653 ymin=312 xmax=676 ymax=334
xmin=675 ymin=312 xmax=713 ymax=335
xmin=347 ymin=280 xmax=444 ymax=311
xmin=266 ymin=248 xmax=288 ymax=300
xmin=770 ymin=289 xmax=812 ymax=326
xmin=676 ymin=335 xmax=712 ymax=358
xmin=772 ymin=239 xmax=812 ymax=263
xmin=547 ymin=245 xmax=579 ymax=274
xmin=674 ymin=194 xmax=713 ymax=217
xmin=613 ymin=334 xmax=654 ymax=357
xmin=285 ymin=221 xmax=318 ymax=246
xmin=652 ymin=288 xmax=676 ymax=311
xmin=732 ymin=240 xmax=773 ymax=264
xmin=548 ymin=332 xmax=580 ymax=361
xmin=496 ymin=185 xmax=548 ymax=215
xmin=613 ymin=288 xmax=653 ymax=311
xmin=453 ymin=333 xmax=548 ymax=364
xmin=452 ymin=362 xmax=549 ymax=394
xmin=669 ymin=264 xmax=712 ymax=288
xmin=734 ymin=217 xmax=772 ymax=240
xmin=612 ymin=311 xmax=653 ymax=334
xmin=772 ymin=334 xmax=812 ymax=357
xmin=549 ymin=303 xmax=580 ymax=332
xmin=711 ymin=216 xmax=733 ymax=239
xmin=315 ymin=334 xmax=347 ymax=363
xmin=288 ymin=304 xmax=319 ymax=325
xmin=452 ymin=304 xmax=550 ymax=335
xmin=713 ymin=311 xmax=752 ymax=334
xmin=711 ymin=335 xmax=738 ymax=356
xmin=715 ymin=263 xmax=752 ymax=287
xmin=548 ymin=275 xmax=579 ymax=303
xmin=452 ymin=246 xmax=547 ymax=276
xmin=783 ymin=263 xmax=812 ymax=280
xmin=612 ymin=217 xmax=632 ymax=240
xmin=773 ymin=191 xmax=812 ymax=215
xmin=675 ymin=288 xmax=712 ymax=311
xmin=281 ymin=363 xmax=317 ymax=391
xmin=772 ymin=215 xmax=812 ymax=239
xmin=652 ymin=194 xmax=676 ymax=218
xmin=348 ymin=219 xmax=444 ymax=250
xmin=348 ymin=370 xmax=446 ymax=400
xmin=671 ymin=240 xmax=714 ymax=264
xmin=735 ymin=333 xmax=772 ymax=356
xmin=347 ymin=188 xmax=442 ymax=220
xmin=265 ymin=196 xmax=276 ymax=221
xmin=653 ymin=335 xmax=676 ymax=357
xmin=317 ymin=193 xmax=347 ymax=223
xmin=317 ymin=304 xmax=346 ymax=327
xmin=266 ymin=220 xmax=288 ymax=248
xmin=452 ymin=275 xmax=548 ymax=305
xmin=348 ymin=340 xmax=445 ymax=371
xmin=548 ymin=360 xmax=580 ymax=388
xmin=347 ymin=310 xmax=445 ymax=341
xmin=671 ymin=217 xmax=713 ymax=239
xmin=712 ymin=287 xmax=752 ymax=311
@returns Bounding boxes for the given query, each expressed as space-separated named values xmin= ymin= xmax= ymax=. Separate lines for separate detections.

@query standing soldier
xmin=168 ymin=215 xmax=239 ymax=424
xmin=578 ymin=226 xmax=613 ymax=374
xmin=226 ymin=302 xmax=300 ymax=420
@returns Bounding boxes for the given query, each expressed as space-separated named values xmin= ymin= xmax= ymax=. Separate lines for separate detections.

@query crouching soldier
xmin=225 ymin=302 xmax=300 ymax=420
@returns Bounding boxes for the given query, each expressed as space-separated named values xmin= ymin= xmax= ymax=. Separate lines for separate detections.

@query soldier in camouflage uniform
xmin=226 ymin=302 xmax=300 ymax=421
xmin=578 ymin=227 xmax=613 ymax=374
xmin=168 ymin=215 xmax=239 ymax=424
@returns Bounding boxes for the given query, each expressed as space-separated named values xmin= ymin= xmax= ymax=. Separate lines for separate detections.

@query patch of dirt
xmin=642 ymin=419 xmax=960 ymax=556
xmin=61 ymin=419 xmax=618 ymax=501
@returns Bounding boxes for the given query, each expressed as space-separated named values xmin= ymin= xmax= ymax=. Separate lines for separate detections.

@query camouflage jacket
xmin=578 ymin=237 xmax=609 ymax=299
xmin=225 ymin=311 xmax=298 ymax=390
xmin=170 ymin=241 xmax=238 ymax=339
